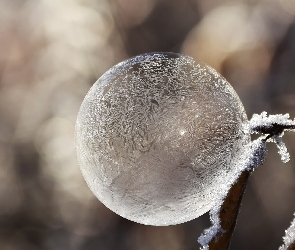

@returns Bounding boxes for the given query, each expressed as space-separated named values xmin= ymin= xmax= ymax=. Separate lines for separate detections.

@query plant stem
xmin=288 ymin=242 xmax=295 ymax=250
xmin=207 ymin=170 xmax=251 ymax=250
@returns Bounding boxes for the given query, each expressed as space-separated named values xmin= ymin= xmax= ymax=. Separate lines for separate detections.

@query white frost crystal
xmin=280 ymin=213 xmax=295 ymax=250
xmin=247 ymin=112 xmax=295 ymax=134
xmin=273 ymin=135 xmax=290 ymax=163
xmin=75 ymin=52 xmax=250 ymax=226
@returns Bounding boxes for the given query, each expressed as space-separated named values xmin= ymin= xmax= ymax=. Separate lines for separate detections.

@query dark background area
xmin=0 ymin=0 xmax=294 ymax=249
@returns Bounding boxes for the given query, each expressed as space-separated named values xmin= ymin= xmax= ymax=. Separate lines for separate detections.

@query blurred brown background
xmin=0 ymin=0 xmax=294 ymax=249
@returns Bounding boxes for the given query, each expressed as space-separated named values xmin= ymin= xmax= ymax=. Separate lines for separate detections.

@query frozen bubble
xmin=75 ymin=52 xmax=250 ymax=226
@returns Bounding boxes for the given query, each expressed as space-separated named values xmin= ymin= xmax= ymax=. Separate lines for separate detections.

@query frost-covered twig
xmin=198 ymin=171 xmax=251 ymax=250
xmin=247 ymin=112 xmax=295 ymax=163
xmin=279 ymin=213 xmax=295 ymax=250
xmin=198 ymin=138 xmax=267 ymax=250
xmin=198 ymin=112 xmax=295 ymax=250
xmin=247 ymin=112 xmax=295 ymax=135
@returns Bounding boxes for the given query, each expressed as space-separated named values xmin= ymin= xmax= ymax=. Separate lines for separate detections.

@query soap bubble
xmin=75 ymin=52 xmax=250 ymax=226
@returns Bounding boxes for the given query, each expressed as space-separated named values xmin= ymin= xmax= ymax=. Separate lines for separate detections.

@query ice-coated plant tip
xmin=279 ymin=213 xmax=295 ymax=250
xmin=75 ymin=52 xmax=250 ymax=226
xmin=198 ymin=112 xmax=295 ymax=249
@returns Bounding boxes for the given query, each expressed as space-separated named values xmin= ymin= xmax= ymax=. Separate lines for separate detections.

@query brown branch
xmin=288 ymin=242 xmax=295 ymax=250
xmin=207 ymin=170 xmax=251 ymax=250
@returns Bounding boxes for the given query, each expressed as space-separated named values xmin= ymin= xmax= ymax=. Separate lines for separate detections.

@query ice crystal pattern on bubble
xmin=75 ymin=53 xmax=250 ymax=226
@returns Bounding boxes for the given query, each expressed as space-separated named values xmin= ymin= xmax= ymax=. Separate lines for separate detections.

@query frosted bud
xmin=75 ymin=53 xmax=250 ymax=226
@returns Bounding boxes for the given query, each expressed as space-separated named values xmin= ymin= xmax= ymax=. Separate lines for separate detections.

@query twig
xmin=207 ymin=170 xmax=251 ymax=250
xmin=288 ymin=242 xmax=295 ymax=250
xmin=280 ymin=213 xmax=295 ymax=250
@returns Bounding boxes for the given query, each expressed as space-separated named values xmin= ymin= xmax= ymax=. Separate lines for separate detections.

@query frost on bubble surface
xmin=75 ymin=52 xmax=250 ymax=226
